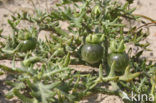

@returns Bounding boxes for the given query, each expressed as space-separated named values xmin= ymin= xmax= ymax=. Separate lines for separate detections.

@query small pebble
xmin=3 ymin=14 xmax=8 ymax=17
xmin=150 ymin=52 xmax=153 ymax=56
xmin=149 ymin=2 xmax=152 ymax=6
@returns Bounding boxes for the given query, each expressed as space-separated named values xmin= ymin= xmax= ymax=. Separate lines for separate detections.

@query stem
xmin=12 ymin=30 xmax=16 ymax=44
xmin=0 ymin=64 xmax=30 ymax=75
xmin=151 ymin=78 xmax=156 ymax=95
xmin=108 ymin=61 xmax=116 ymax=77
xmin=124 ymin=65 xmax=130 ymax=76
xmin=63 ymin=53 xmax=70 ymax=67
xmin=42 ymin=68 xmax=69 ymax=78
xmin=103 ymin=33 xmax=109 ymax=74
xmin=134 ymin=14 xmax=156 ymax=23
xmin=136 ymin=22 xmax=156 ymax=30
xmin=1 ymin=42 xmax=23 ymax=54
xmin=23 ymin=56 xmax=43 ymax=67
xmin=99 ymin=64 xmax=103 ymax=79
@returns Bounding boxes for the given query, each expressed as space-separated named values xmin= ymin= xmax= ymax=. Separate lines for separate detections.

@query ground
xmin=0 ymin=0 xmax=156 ymax=103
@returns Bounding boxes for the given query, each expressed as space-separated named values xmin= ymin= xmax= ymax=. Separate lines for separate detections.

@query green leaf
xmin=43 ymin=67 xmax=69 ymax=78
xmin=27 ymin=81 xmax=61 ymax=103
xmin=110 ymin=39 xmax=125 ymax=53
xmin=23 ymin=56 xmax=42 ymax=67
xmin=63 ymin=53 xmax=71 ymax=67
xmin=54 ymin=27 xmax=68 ymax=36
xmin=0 ymin=29 xmax=3 ymax=35
xmin=13 ymin=89 xmax=36 ymax=103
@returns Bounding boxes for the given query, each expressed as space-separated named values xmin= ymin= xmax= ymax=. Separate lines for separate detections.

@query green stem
xmin=0 ymin=64 xmax=30 ymax=75
xmin=63 ymin=53 xmax=70 ymax=67
xmin=151 ymin=79 xmax=156 ymax=95
xmin=119 ymin=66 xmax=141 ymax=82
xmin=99 ymin=64 xmax=103 ymax=79
xmin=108 ymin=61 xmax=116 ymax=77
xmin=1 ymin=42 xmax=23 ymax=54
xmin=42 ymin=68 xmax=69 ymax=78
xmin=103 ymin=35 xmax=109 ymax=74
xmin=23 ymin=56 xmax=43 ymax=67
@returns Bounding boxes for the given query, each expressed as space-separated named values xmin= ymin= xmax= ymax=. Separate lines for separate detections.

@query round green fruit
xmin=81 ymin=44 xmax=103 ymax=64
xmin=19 ymin=38 xmax=37 ymax=52
xmin=108 ymin=52 xmax=129 ymax=72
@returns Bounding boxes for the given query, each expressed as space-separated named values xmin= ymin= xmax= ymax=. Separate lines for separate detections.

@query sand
xmin=0 ymin=0 xmax=155 ymax=103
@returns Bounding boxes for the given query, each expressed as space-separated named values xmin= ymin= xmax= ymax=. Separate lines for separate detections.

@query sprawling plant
xmin=0 ymin=0 xmax=156 ymax=103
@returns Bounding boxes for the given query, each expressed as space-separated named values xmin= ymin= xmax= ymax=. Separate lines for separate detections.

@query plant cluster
xmin=0 ymin=0 xmax=156 ymax=103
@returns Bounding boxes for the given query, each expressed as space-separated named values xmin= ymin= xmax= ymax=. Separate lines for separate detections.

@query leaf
xmin=63 ymin=53 xmax=71 ymax=67
xmin=128 ymin=7 xmax=136 ymax=14
xmin=118 ymin=40 xmax=125 ymax=52
xmin=135 ymin=50 xmax=143 ymax=58
xmin=0 ymin=64 xmax=22 ymax=73
xmin=54 ymin=27 xmax=68 ymax=36
xmin=119 ymin=66 xmax=141 ymax=82
xmin=27 ymin=81 xmax=61 ymax=103
xmin=0 ymin=29 xmax=3 ymax=35
xmin=13 ymin=89 xmax=36 ymax=103
xmin=0 ymin=64 xmax=33 ymax=76
xmin=5 ymin=82 xmax=26 ymax=99
xmin=43 ymin=67 xmax=69 ymax=78
xmin=23 ymin=56 xmax=42 ymax=67
xmin=122 ymin=2 xmax=129 ymax=10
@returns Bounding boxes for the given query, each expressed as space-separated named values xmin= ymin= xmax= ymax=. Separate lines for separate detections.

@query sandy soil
xmin=0 ymin=0 xmax=155 ymax=103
